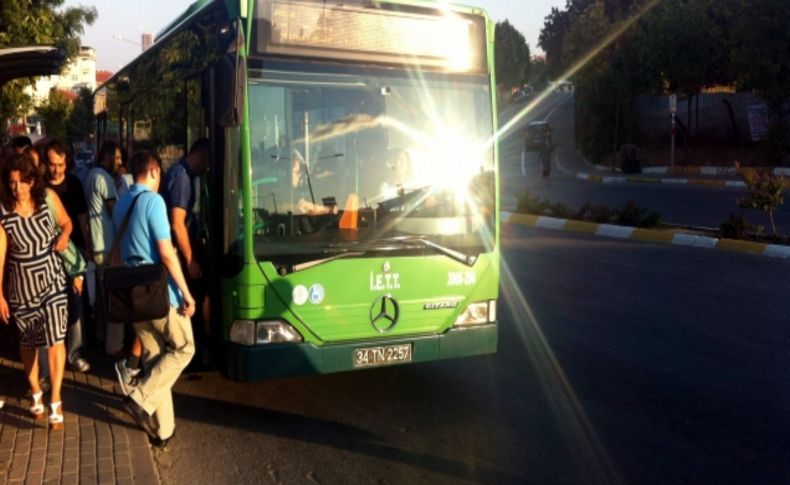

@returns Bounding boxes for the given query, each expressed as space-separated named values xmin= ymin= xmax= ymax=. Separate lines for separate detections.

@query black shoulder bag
xmin=104 ymin=192 xmax=170 ymax=324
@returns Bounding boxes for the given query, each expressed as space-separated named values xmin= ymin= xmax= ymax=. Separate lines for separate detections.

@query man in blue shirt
xmin=114 ymin=150 xmax=195 ymax=448
xmin=162 ymin=138 xmax=210 ymax=362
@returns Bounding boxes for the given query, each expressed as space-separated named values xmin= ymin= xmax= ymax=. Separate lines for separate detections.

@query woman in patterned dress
xmin=0 ymin=153 xmax=73 ymax=430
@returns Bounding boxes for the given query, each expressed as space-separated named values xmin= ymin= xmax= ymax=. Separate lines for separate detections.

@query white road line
xmin=542 ymin=93 xmax=572 ymax=122
xmin=535 ymin=216 xmax=567 ymax=230
xmin=672 ymin=233 xmax=717 ymax=248
xmin=762 ymin=245 xmax=790 ymax=259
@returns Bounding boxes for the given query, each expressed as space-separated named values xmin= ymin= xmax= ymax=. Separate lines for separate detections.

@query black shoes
xmin=121 ymin=396 xmax=158 ymax=439
xmin=149 ymin=431 xmax=174 ymax=449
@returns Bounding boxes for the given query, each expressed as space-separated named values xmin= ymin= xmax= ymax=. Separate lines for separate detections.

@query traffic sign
xmin=669 ymin=94 xmax=677 ymax=114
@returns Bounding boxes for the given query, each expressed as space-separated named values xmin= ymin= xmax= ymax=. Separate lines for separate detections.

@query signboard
xmin=669 ymin=94 xmax=677 ymax=114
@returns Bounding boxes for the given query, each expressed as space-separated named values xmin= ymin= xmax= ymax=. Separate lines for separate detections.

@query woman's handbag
xmin=45 ymin=192 xmax=87 ymax=277
xmin=104 ymin=192 xmax=170 ymax=324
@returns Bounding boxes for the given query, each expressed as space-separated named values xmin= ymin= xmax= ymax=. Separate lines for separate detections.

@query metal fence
xmin=636 ymin=93 xmax=764 ymax=144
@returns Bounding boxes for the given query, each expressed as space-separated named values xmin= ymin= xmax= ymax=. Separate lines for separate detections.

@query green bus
xmin=95 ymin=0 xmax=500 ymax=381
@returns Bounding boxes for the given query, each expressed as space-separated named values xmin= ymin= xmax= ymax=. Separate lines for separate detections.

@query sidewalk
xmin=502 ymin=212 xmax=790 ymax=261
xmin=554 ymin=155 xmax=752 ymax=188
xmin=0 ymin=356 xmax=158 ymax=485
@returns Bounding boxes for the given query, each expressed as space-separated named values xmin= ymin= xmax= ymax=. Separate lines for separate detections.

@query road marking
xmin=762 ymin=244 xmax=790 ymax=259
xmin=671 ymin=233 xmax=717 ymax=248
xmin=535 ymin=216 xmax=567 ymax=230
xmin=542 ymin=93 xmax=572 ymax=122
xmin=596 ymin=224 xmax=634 ymax=238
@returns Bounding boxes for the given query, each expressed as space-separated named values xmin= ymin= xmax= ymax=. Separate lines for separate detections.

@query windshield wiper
xmin=373 ymin=236 xmax=477 ymax=266
xmin=289 ymin=236 xmax=476 ymax=272
xmin=292 ymin=250 xmax=365 ymax=272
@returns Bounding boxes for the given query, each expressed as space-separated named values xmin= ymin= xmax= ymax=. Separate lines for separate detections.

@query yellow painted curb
xmin=689 ymin=179 xmax=726 ymax=188
xmin=627 ymin=177 xmax=661 ymax=184
xmin=631 ymin=228 xmax=675 ymax=243
xmin=564 ymin=220 xmax=598 ymax=234
xmin=716 ymin=239 xmax=767 ymax=254
xmin=507 ymin=213 xmax=538 ymax=226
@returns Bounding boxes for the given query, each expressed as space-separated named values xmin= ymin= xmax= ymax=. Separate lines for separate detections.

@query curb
xmin=501 ymin=212 xmax=790 ymax=260
xmin=589 ymin=163 xmax=790 ymax=177
xmin=570 ymin=170 xmax=746 ymax=188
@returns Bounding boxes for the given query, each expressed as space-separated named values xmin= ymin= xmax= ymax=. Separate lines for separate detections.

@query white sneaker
xmin=114 ymin=359 xmax=141 ymax=396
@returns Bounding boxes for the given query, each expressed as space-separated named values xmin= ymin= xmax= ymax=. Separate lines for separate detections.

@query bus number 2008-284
xmin=448 ymin=271 xmax=476 ymax=286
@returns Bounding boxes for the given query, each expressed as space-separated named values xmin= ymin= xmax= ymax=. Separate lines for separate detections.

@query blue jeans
xmin=67 ymin=284 xmax=87 ymax=364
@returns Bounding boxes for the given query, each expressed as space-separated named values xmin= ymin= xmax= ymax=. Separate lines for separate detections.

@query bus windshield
xmin=245 ymin=67 xmax=495 ymax=267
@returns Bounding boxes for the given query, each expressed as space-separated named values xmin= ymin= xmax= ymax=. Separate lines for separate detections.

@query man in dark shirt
xmin=162 ymin=138 xmax=210 ymax=363
xmin=46 ymin=141 xmax=91 ymax=372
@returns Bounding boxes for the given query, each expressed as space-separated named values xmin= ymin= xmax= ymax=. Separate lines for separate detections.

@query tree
xmin=539 ymin=7 xmax=573 ymax=79
xmin=730 ymin=0 xmax=790 ymax=163
xmin=735 ymin=162 xmax=788 ymax=236
xmin=495 ymin=20 xmax=531 ymax=89
xmin=68 ymin=87 xmax=94 ymax=143
xmin=37 ymin=89 xmax=72 ymax=141
xmin=0 ymin=0 xmax=96 ymax=140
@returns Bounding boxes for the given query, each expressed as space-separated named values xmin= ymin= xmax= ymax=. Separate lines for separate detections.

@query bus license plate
xmin=353 ymin=344 xmax=412 ymax=368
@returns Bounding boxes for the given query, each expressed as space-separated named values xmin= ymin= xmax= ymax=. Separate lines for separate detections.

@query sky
xmin=64 ymin=0 xmax=563 ymax=72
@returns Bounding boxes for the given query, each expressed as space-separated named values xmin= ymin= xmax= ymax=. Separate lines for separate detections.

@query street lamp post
xmin=112 ymin=34 xmax=142 ymax=49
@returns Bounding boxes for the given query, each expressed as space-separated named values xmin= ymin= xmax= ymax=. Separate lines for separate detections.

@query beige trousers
xmin=130 ymin=306 xmax=195 ymax=439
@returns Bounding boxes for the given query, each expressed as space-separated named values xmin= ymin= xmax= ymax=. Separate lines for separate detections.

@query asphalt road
xmin=148 ymin=95 xmax=790 ymax=483
xmin=499 ymin=94 xmax=790 ymax=234
xmin=154 ymin=229 xmax=790 ymax=484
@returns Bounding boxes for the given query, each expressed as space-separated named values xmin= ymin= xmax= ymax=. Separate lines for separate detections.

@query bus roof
xmin=97 ymin=0 xmax=492 ymax=93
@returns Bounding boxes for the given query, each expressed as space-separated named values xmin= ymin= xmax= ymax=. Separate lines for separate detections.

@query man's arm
xmin=157 ymin=239 xmax=195 ymax=318
xmin=170 ymin=207 xmax=200 ymax=277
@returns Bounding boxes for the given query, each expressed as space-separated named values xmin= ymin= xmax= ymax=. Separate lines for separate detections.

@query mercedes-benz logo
xmin=370 ymin=295 xmax=399 ymax=333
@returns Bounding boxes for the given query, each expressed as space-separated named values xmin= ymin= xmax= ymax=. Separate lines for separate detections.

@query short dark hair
xmin=130 ymin=150 xmax=161 ymax=179
xmin=11 ymin=136 xmax=32 ymax=150
xmin=188 ymin=138 xmax=210 ymax=156
xmin=1 ymin=153 xmax=46 ymax=210
xmin=45 ymin=140 xmax=69 ymax=160
xmin=99 ymin=140 xmax=119 ymax=161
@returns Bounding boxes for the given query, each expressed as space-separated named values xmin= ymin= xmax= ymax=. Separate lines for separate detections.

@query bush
xmin=615 ymin=200 xmax=661 ymax=228
xmin=719 ymin=213 xmax=763 ymax=239
xmin=735 ymin=162 xmax=788 ymax=236
xmin=516 ymin=193 xmax=661 ymax=228
xmin=576 ymin=202 xmax=612 ymax=223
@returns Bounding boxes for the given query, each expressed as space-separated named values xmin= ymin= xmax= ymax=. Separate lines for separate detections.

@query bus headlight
xmin=230 ymin=320 xmax=304 ymax=346
xmin=454 ymin=300 xmax=497 ymax=327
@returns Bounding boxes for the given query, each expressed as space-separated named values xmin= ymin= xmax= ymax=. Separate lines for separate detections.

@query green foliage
xmin=37 ymin=89 xmax=72 ymax=142
xmin=614 ymin=200 xmax=661 ymax=228
xmin=0 ymin=80 xmax=32 ymax=142
xmin=0 ymin=0 xmax=96 ymax=135
xmin=735 ymin=163 xmax=788 ymax=236
xmin=517 ymin=192 xmax=661 ymax=228
xmin=67 ymin=88 xmax=93 ymax=143
xmin=494 ymin=20 xmax=531 ymax=89
xmin=719 ymin=213 xmax=763 ymax=239
xmin=576 ymin=202 xmax=613 ymax=223
xmin=539 ymin=0 xmax=790 ymax=163
xmin=527 ymin=57 xmax=551 ymax=90
xmin=730 ymin=0 xmax=790 ymax=114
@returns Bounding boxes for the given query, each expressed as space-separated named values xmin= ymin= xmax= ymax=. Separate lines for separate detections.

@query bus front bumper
xmin=222 ymin=323 xmax=497 ymax=381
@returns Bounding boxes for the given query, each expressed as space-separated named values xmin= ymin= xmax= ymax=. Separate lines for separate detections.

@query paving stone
xmin=27 ymin=458 xmax=46 ymax=474
xmin=60 ymin=472 xmax=79 ymax=485
xmin=115 ymin=464 xmax=134 ymax=479
xmin=24 ymin=472 xmax=43 ymax=485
